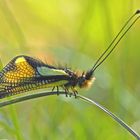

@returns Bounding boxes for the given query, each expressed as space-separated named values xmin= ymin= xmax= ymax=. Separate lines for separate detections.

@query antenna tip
xmin=135 ymin=10 xmax=140 ymax=14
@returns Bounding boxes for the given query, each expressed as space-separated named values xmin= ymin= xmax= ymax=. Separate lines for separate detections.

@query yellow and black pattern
xmin=4 ymin=57 xmax=35 ymax=83
xmin=0 ymin=55 xmax=95 ymax=99
xmin=0 ymin=55 xmax=71 ymax=99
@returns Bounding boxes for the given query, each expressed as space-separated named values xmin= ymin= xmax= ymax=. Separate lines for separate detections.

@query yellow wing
xmin=0 ymin=55 xmax=70 ymax=98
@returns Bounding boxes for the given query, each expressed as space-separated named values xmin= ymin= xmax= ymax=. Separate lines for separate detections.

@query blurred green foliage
xmin=0 ymin=0 xmax=140 ymax=139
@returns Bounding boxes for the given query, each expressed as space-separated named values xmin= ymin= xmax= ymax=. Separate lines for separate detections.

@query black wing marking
xmin=0 ymin=55 xmax=73 ymax=99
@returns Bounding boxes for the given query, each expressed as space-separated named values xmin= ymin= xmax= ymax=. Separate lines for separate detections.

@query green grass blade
xmin=0 ymin=91 xmax=139 ymax=139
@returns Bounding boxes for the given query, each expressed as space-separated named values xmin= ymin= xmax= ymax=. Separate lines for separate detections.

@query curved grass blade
xmin=0 ymin=92 xmax=139 ymax=139
xmin=77 ymin=95 xmax=140 ymax=140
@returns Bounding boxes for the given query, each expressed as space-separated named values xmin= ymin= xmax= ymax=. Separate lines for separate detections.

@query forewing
xmin=0 ymin=55 xmax=70 ymax=98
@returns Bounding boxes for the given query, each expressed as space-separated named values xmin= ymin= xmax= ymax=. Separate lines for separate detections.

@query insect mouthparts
xmin=85 ymin=70 xmax=94 ymax=80
xmin=77 ymin=71 xmax=95 ymax=89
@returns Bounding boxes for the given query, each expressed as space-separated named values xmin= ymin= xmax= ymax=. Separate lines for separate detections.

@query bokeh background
xmin=0 ymin=0 xmax=140 ymax=140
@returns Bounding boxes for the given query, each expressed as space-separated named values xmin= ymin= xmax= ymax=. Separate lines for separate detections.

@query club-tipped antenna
xmin=90 ymin=10 xmax=140 ymax=73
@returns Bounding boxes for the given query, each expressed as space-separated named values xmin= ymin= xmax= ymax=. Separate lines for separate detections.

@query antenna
xmin=90 ymin=10 xmax=140 ymax=73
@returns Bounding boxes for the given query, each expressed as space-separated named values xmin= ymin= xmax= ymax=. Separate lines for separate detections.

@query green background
xmin=0 ymin=0 xmax=140 ymax=140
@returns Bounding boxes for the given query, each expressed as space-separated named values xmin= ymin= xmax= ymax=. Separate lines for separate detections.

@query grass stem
xmin=0 ymin=91 xmax=139 ymax=139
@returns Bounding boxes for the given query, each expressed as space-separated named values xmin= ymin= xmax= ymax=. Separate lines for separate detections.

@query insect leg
xmin=56 ymin=86 xmax=59 ymax=96
xmin=71 ymin=87 xmax=78 ymax=98
xmin=52 ymin=86 xmax=55 ymax=91
xmin=62 ymin=86 xmax=69 ymax=97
